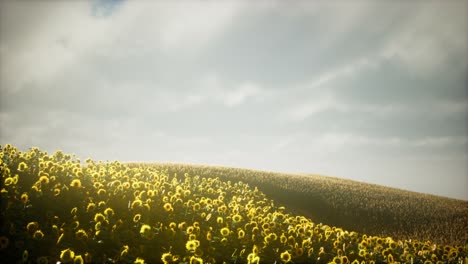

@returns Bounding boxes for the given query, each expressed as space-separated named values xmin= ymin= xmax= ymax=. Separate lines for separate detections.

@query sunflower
xmin=232 ymin=214 xmax=242 ymax=223
xmin=179 ymin=222 xmax=187 ymax=230
xmin=27 ymin=222 xmax=38 ymax=233
xmin=280 ymin=233 xmax=287 ymax=244
xmin=217 ymin=217 xmax=224 ymax=225
xmin=192 ymin=203 xmax=201 ymax=211
xmin=70 ymin=179 xmax=81 ymax=188
xmin=169 ymin=222 xmax=177 ymax=230
xmin=186 ymin=240 xmax=199 ymax=251
xmin=97 ymin=188 xmax=106 ymax=196
xmin=280 ymin=251 xmax=292 ymax=263
xmin=20 ymin=193 xmax=28 ymax=204
xmin=238 ymin=229 xmax=245 ymax=239
xmin=72 ymin=221 xmax=80 ymax=230
xmin=4 ymin=177 xmax=13 ymax=186
xmin=247 ymin=253 xmax=260 ymax=264
xmin=161 ymin=253 xmax=172 ymax=264
xmin=70 ymin=207 xmax=78 ymax=215
xmin=140 ymin=224 xmax=152 ymax=239
xmin=190 ymin=256 xmax=203 ymax=264
xmin=358 ymin=249 xmax=366 ymax=258
xmin=86 ymin=203 xmax=96 ymax=212
xmin=217 ymin=205 xmax=227 ymax=213
xmin=104 ymin=208 xmax=114 ymax=218
xmin=33 ymin=230 xmax=44 ymax=240
xmin=39 ymin=175 xmax=50 ymax=184
xmin=134 ymin=258 xmax=146 ymax=264
xmin=187 ymin=226 xmax=195 ymax=234
xmin=331 ymin=256 xmax=342 ymax=264
xmin=74 ymin=255 xmax=84 ymax=264
xmin=220 ymin=227 xmax=230 ymax=237
xmin=18 ymin=162 xmax=28 ymax=172
xmin=94 ymin=213 xmax=105 ymax=223
xmin=163 ymin=202 xmax=173 ymax=212
xmin=75 ymin=229 xmax=88 ymax=240
xmin=22 ymin=250 xmax=29 ymax=263
xmin=121 ymin=245 xmax=130 ymax=258
xmin=221 ymin=237 xmax=228 ymax=246
xmin=60 ymin=248 xmax=75 ymax=263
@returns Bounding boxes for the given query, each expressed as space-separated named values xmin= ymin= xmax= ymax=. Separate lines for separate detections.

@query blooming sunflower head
xmin=133 ymin=214 xmax=141 ymax=223
xmin=163 ymin=202 xmax=173 ymax=212
xmin=232 ymin=214 xmax=242 ymax=223
xmin=238 ymin=229 xmax=245 ymax=239
xmin=186 ymin=239 xmax=200 ymax=251
xmin=70 ymin=179 xmax=82 ymax=188
xmin=33 ymin=230 xmax=44 ymax=240
xmin=75 ymin=229 xmax=88 ymax=240
xmin=280 ymin=251 xmax=292 ymax=263
xmin=60 ymin=248 xmax=75 ymax=263
xmin=189 ymin=256 xmax=203 ymax=264
xmin=74 ymin=255 xmax=84 ymax=264
xmin=94 ymin=213 xmax=105 ymax=223
xmin=26 ymin=222 xmax=38 ymax=233
xmin=220 ymin=227 xmax=230 ymax=237
xmin=18 ymin=162 xmax=28 ymax=172
xmin=161 ymin=252 xmax=172 ymax=264
xmin=20 ymin=193 xmax=29 ymax=204
xmin=134 ymin=258 xmax=145 ymax=264
xmin=140 ymin=224 xmax=152 ymax=239
xmin=86 ymin=203 xmax=96 ymax=212
xmin=104 ymin=208 xmax=114 ymax=218
xmin=247 ymin=253 xmax=260 ymax=264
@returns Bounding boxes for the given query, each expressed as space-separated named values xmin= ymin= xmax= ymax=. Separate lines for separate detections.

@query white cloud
xmin=313 ymin=133 xmax=402 ymax=152
xmin=287 ymin=94 xmax=345 ymax=121
xmin=311 ymin=133 xmax=468 ymax=152
xmin=306 ymin=57 xmax=379 ymax=90
xmin=381 ymin=1 xmax=467 ymax=76
xmin=223 ymin=82 xmax=262 ymax=107
xmin=0 ymin=1 xmax=245 ymax=92
xmin=157 ymin=1 xmax=244 ymax=52
xmin=161 ymin=74 xmax=264 ymax=111
xmin=435 ymin=100 xmax=468 ymax=114
xmin=412 ymin=136 xmax=468 ymax=148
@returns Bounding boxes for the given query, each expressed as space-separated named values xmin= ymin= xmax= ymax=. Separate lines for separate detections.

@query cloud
xmin=310 ymin=133 xmax=468 ymax=153
xmin=381 ymin=1 xmax=467 ymax=76
xmin=0 ymin=1 xmax=246 ymax=93
xmin=223 ymin=82 xmax=263 ymax=107
xmin=156 ymin=1 xmax=244 ymax=52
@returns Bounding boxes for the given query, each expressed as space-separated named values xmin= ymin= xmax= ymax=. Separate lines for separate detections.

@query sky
xmin=1 ymin=0 xmax=467 ymax=200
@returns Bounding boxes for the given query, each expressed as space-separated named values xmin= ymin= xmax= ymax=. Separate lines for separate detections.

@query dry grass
xmin=134 ymin=162 xmax=468 ymax=246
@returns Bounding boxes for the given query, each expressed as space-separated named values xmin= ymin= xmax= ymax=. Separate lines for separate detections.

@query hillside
xmin=1 ymin=144 xmax=467 ymax=263
xmin=129 ymin=163 xmax=468 ymax=246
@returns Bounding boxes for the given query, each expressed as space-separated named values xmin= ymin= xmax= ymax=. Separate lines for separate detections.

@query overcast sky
xmin=1 ymin=0 xmax=467 ymax=200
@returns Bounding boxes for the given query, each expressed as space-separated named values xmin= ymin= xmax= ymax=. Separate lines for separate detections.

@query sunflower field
xmin=0 ymin=144 xmax=467 ymax=263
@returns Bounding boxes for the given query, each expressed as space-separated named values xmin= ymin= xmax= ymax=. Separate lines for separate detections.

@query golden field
xmin=1 ymin=144 xmax=467 ymax=263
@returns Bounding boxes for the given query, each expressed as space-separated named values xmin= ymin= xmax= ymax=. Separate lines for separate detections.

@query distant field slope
xmin=131 ymin=163 xmax=468 ymax=246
